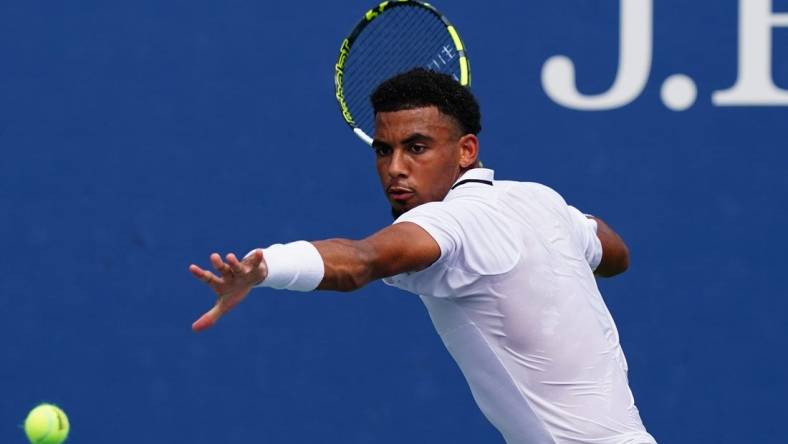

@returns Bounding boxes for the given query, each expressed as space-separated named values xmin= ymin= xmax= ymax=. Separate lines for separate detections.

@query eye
xmin=374 ymin=146 xmax=392 ymax=157
xmin=409 ymin=144 xmax=426 ymax=154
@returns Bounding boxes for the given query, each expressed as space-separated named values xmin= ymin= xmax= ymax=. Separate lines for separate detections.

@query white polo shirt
xmin=383 ymin=168 xmax=656 ymax=444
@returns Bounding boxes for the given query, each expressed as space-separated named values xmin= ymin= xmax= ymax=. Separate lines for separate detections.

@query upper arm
xmin=362 ymin=221 xmax=442 ymax=279
xmin=313 ymin=222 xmax=440 ymax=291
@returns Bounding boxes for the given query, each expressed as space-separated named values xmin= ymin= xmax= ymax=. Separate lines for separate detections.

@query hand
xmin=189 ymin=249 xmax=267 ymax=332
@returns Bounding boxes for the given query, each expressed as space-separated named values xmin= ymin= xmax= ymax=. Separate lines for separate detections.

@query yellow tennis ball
xmin=24 ymin=404 xmax=70 ymax=444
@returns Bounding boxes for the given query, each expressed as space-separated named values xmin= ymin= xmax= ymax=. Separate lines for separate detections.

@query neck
xmin=457 ymin=162 xmax=481 ymax=179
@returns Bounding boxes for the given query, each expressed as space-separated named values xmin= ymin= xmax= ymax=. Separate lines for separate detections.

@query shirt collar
xmin=450 ymin=168 xmax=495 ymax=190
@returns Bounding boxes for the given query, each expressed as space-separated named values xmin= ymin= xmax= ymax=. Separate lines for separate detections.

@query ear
xmin=458 ymin=134 xmax=479 ymax=169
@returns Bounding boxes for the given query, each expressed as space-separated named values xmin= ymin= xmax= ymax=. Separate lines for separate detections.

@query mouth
xmin=387 ymin=186 xmax=415 ymax=202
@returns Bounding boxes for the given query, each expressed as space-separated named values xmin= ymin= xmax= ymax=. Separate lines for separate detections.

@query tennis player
xmin=189 ymin=68 xmax=656 ymax=444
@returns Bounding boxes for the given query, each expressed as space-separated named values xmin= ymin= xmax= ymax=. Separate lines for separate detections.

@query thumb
xmin=245 ymin=248 xmax=264 ymax=268
xmin=192 ymin=304 xmax=223 ymax=332
xmin=244 ymin=249 xmax=267 ymax=286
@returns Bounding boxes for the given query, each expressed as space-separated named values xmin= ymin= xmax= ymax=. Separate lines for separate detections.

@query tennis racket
xmin=334 ymin=0 xmax=471 ymax=145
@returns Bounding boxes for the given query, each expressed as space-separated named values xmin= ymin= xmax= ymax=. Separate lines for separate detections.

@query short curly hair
xmin=370 ymin=68 xmax=482 ymax=135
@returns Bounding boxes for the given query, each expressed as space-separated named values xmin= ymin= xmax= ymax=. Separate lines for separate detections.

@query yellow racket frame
xmin=334 ymin=0 xmax=471 ymax=145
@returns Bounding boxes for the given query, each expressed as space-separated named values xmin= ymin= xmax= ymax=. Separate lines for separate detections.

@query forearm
xmin=312 ymin=239 xmax=377 ymax=292
xmin=257 ymin=223 xmax=439 ymax=293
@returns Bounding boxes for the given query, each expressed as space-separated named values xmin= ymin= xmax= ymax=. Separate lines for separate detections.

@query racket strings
xmin=344 ymin=8 xmax=431 ymax=109
xmin=341 ymin=5 xmax=462 ymax=139
xmin=345 ymin=9 xmax=453 ymax=100
xmin=353 ymin=18 xmax=450 ymax=90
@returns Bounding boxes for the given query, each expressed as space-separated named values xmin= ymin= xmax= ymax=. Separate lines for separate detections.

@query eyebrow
xmin=371 ymin=139 xmax=391 ymax=151
xmin=372 ymin=132 xmax=435 ymax=150
xmin=401 ymin=133 xmax=434 ymax=146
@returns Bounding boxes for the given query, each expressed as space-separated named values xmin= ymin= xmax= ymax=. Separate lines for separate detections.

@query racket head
xmin=335 ymin=1 xmax=471 ymax=146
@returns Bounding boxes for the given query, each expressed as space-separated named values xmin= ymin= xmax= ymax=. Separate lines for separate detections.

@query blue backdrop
xmin=2 ymin=1 xmax=786 ymax=442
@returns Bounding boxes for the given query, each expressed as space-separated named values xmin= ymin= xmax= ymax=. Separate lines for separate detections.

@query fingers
xmin=189 ymin=264 xmax=204 ymax=279
xmin=210 ymin=253 xmax=235 ymax=279
xmin=189 ymin=251 xmax=251 ymax=286
xmin=189 ymin=264 xmax=223 ymax=286
xmin=226 ymin=253 xmax=244 ymax=274
xmin=189 ymin=250 xmax=261 ymax=333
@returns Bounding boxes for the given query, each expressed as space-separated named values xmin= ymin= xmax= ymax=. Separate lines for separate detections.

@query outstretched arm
xmin=313 ymin=222 xmax=440 ymax=291
xmin=589 ymin=216 xmax=630 ymax=278
xmin=188 ymin=222 xmax=439 ymax=332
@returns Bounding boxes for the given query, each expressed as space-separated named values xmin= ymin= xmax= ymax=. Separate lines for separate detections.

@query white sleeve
xmin=393 ymin=202 xmax=460 ymax=266
xmin=567 ymin=205 xmax=603 ymax=271
xmin=393 ymin=201 xmax=520 ymax=276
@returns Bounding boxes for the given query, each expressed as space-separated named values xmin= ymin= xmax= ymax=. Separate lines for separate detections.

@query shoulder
xmin=488 ymin=180 xmax=571 ymax=216
xmin=392 ymin=201 xmax=466 ymax=255
xmin=396 ymin=194 xmax=521 ymax=276
xmin=393 ymin=201 xmax=460 ymax=230
xmin=497 ymin=180 xmax=567 ymax=201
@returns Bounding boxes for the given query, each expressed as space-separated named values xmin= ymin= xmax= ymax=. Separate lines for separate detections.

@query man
xmin=189 ymin=68 xmax=656 ymax=443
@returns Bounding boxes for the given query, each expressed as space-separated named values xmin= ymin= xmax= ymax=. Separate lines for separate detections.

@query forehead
xmin=374 ymin=106 xmax=457 ymax=140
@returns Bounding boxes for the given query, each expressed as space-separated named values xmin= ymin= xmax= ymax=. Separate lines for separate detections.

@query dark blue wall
xmin=2 ymin=1 xmax=786 ymax=442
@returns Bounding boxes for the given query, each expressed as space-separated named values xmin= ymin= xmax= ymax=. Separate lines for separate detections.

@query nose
xmin=387 ymin=148 xmax=409 ymax=179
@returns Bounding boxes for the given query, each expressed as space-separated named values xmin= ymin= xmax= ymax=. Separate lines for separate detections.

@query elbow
xmin=591 ymin=216 xmax=630 ymax=278
xmin=596 ymin=244 xmax=630 ymax=278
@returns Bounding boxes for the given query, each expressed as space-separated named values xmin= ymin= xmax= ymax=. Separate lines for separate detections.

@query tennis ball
xmin=24 ymin=403 xmax=69 ymax=444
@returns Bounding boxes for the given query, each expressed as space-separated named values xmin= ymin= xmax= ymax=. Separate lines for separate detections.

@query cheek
xmin=375 ymin=159 xmax=389 ymax=185
xmin=414 ymin=158 xmax=452 ymax=197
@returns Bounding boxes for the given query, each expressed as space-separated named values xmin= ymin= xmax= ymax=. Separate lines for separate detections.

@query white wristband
xmin=248 ymin=241 xmax=325 ymax=291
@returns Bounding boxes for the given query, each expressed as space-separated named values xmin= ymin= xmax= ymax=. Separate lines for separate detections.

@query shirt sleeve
xmin=393 ymin=202 xmax=460 ymax=266
xmin=567 ymin=205 xmax=603 ymax=271
xmin=392 ymin=200 xmax=521 ymax=276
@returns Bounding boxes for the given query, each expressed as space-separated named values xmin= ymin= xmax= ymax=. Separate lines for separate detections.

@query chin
xmin=390 ymin=199 xmax=424 ymax=218
xmin=390 ymin=202 xmax=410 ymax=218
xmin=389 ymin=203 xmax=410 ymax=218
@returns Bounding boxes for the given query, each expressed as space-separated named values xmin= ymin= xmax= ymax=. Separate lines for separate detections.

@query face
xmin=373 ymin=106 xmax=478 ymax=217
